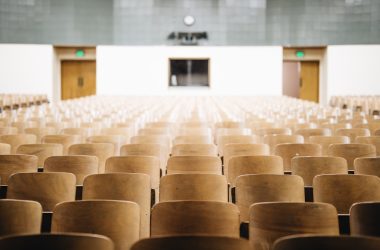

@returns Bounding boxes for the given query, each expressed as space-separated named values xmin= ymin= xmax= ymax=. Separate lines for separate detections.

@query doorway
xmin=61 ymin=60 xmax=96 ymax=100
xmin=283 ymin=61 xmax=319 ymax=103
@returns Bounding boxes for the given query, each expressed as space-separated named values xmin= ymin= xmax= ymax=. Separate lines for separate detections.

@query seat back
xmin=0 ymin=199 xmax=42 ymax=236
xmin=52 ymin=200 xmax=140 ymax=250
xmin=160 ymin=174 xmax=227 ymax=202
xmin=249 ymin=202 xmax=339 ymax=250
xmin=7 ymin=172 xmax=76 ymax=211
xmin=0 ymin=154 xmax=38 ymax=184
xmin=151 ymin=201 xmax=240 ymax=238
xmin=291 ymin=156 xmax=348 ymax=186
xmin=313 ymin=174 xmax=380 ymax=214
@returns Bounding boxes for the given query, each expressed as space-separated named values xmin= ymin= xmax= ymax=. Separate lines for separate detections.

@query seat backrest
xmin=272 ymin=235 xmax=380 ymax=250
xmin=249 ymin=202 xmax=339 ymax=250
xmin=42 ymin=134 xmax=81 ymax=155
xmin=16 ymin=143 xmax=63 ymax=166
xmin=105 ymin=156 xmax=160 ymax=189
xmin=328 ymin=143 xmax=376 ymax=170
xmin=236 ymin=174 xmax=304 ymax=222
xmin=24 ymin=127 xmax=57 ymax=143
xmin=83 ymin=173 xmax=151 ymax=238
xmin=309 ymin=135 xmax=350 ymax=155
xmin=167 ymin=156 xmax=222 ymax=175
xmin=87 ymin=135 xmax=127 ymax=156
xmin=313 ymin=174 xmax=380 ymax=214
xmin=336 ymin=128 xmax=371 ymax=142
xmin=131 ymin=135 xmax=170 ymax=149
xmin=0 ymin=233 xmax=114 ymax=250
xmin=356 ymin=136 xmax=380 ymax=156
xmin=173 ymin=135 xmax=213 ymax=145
xmin=218 ymin=135 xmax=258 ymax=156
xmin=0 ymin=199 xmax=42 ymax=236
xmin=0 ymin=134 xmax=37 ymax=154
xmin=274 ymin=143 xmax=322 ymax=171
xmin=223 ymin=143 xmax=270 ymax=177
xmin=61 ymin=128 xmax=92 ymax=143
xmin=131 ymin=236 xmax=249 ymax=250
xmin=354 ymin=157 xmax=380 ymax=177
xmin=350 ymin=202 xmax=380 ymax=237
xmin=159 ymin=174 xmax=228 ymax=202
xmin=68 ymin=143 xmax=114 ymax=173
xmin=101 ymin=127 xmax=131 ymax=142
xmin=0 ymin=127 xmax=18 ymax=135
xmin=151 ymin=201 xmax=240 ymax=238
xmin=0 ymin=154 xmax=38 ymax=184
xmin=44 ymin=155 xmax=99 ymax=185
xmin=7 ymin=172 xmax=76 ymax=211
xmin=228 ymin=155 xmax=284 ymax=186
xmin=171 ymin=144 xmax=217 ymax=156
xmin=291 ymin=156 xmax=348 ymax=186
xmin=120 ymin=144 xmax=166 ymax=170
xmin=295 ymin=128 xmax=332 ymax=143
xmin=263 ymin=135 xmax=304 ymax=154
xmin=52 ymin=200 xmax=139 ymax=250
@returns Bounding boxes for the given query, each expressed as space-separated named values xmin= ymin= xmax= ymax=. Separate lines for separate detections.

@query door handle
xmin=77 ymin=77 xmax=84 ymax=87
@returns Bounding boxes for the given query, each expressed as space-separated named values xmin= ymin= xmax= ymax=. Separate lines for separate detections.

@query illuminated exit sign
xmin=75 ymin=49 xmax=85 ymax=57
xmin=296 ymin=50 xmax=305 ymax=58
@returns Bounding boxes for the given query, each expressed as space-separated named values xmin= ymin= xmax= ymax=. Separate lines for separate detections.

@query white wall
xmin=0 ymin=44 xmax=54 ymax=99
xmin=326 ymin=45 xmax=380 ymax=99
xmin=97 ymin=46 xmax=283 ymax=96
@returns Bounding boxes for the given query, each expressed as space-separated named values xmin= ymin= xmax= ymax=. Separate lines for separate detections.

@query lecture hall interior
xmin=0 ymin=0 xmax=380 ymax=250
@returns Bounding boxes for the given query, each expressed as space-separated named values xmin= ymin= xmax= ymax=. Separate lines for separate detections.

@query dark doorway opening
xmin=169 ymin=59 xmax=209 ymax=87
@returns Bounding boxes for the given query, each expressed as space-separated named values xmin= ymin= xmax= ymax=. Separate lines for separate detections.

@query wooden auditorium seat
xmin=0 ymin=134 xmax=37 ymax=154
xmin=16 ymin=143 xmax=63 ymax=166
xmin=166 ymin=156 xmax=222 ymax=175
xmin=0 ymin=154 xmax=38 ymax=184
xmin=328 ymin=143 xmax=376 ymax=170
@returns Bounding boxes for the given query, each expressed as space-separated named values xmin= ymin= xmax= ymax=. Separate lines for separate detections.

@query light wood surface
xmin=336 ymin=128 xmax=371 ymax=142
xmin=249 ymin=202 xmax=339 ymax=250
xmin=68 ymin=143 xmax=114 ymax=173
xmin=131 ymin=236 xmax=249 ymax=250
xmin=171 ymin=144 xmax=217 ymax=156
xmin=236 ymin=174 xmax=304 ymax=222
xmin=0 ymin=127 xmax=18 ymax=135
xmin=354 ymin=157 xmax=380 ymax=177
xmin=7 ymin=172 xmax=76 ymax=211
xmin=356 ymin=136 xmax=380 ymax=156
xmin=83 ymin=173 xmax=151 ymax=238
xmin=223 ymin=143 xmax=270 ymax=177
xmin=16 ymin=143 xmax=63 ymax=166
xmin=173 ymin=135 xmax=213 ymax=145
xmin=87 ymin=135 xmax=127 ymax=156
xmin=313 ymin=174 xmax=380 ymax=214
xmin=44 ymin=155 xmax=99 ymax=185
xmin=228 ymin=155 xmax=284 ymax=186
xmin=120 ymin=144 xmax=166 ymax=170
xmin=160 ymin=174 xmax=228 ymax=202
xmin=0 ymin=199 xmax=42 ymax=236
xmin=52 ymin=200 xmax=140 ymax=250
xmin=151 ymin=201 xmax=240 ymax=238
xmin=274 ymin=143 xmax=322 ymax=171
xmin=295 ymin=128 xmax=331 ymax=142
xmin=309 ymin=135 xmax=350 ymax=155
xmin=291 ymin=156 xmax=348 ymax=186
xmin=167 ymin=156 xmax=222 ymax=175
xmin=24 ymin=127 xmax=57 ymax=143
xmin=105 ymin=156 xmax=160 ymax=189
xmin=42 ymin=134 xmax=81 ymax=155
xmin=328 ymin=143 xmax=376 ymax=170
xmin=0 ymin=154 xmax=38 ymax=184
xmin=61 ymin=60 xmax=96 ymax=100
xmin=263 ymin=134 xmax=304 ymax=154
xmin=0 ymin=134 xmax=37 ymax=154
xmin=218 ymin=135 xmax=258 ymax=156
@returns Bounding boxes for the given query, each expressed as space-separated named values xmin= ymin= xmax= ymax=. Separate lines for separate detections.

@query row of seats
xmin=0 ymin=95 xmax=379 ymax=249
xmin=330 ymin=95 xmax=380 ymax=115
xmin=0 ymin=94 xmax=48 ymax=111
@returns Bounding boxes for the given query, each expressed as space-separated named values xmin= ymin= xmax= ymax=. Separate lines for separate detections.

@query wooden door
xmin=61 ymin=60 xmax=96 ymax=100
xmin=299 ymin=61 xmax=319 ymax=103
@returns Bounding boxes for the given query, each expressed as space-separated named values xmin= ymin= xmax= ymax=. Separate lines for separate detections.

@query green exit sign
xmin=296 ymin=50 xmax=305 ymax=58
xmin=75 ymin=49 xmax=85 ymax=57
